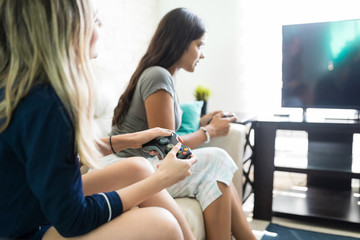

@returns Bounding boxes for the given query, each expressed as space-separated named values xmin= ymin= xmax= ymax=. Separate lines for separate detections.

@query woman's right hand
xmin=155 ymin=143 xmax=197 ymax=188
xmin=199 ymin=111 xmax=222 ymax=127
xmin=206 ymin=112 xmax=237 ymax=138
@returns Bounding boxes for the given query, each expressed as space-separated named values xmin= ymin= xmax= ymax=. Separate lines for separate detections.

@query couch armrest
xmin=196 ymin=123 xmax=246 ymax=198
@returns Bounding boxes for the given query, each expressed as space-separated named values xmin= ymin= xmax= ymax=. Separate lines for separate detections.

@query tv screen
xmin=282 ymin=19 xmax=360 ymax=110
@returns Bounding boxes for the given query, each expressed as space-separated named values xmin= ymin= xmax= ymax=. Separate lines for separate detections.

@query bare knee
xmin=125 ymin=156 xmax=155 ymax=179
xmin=148 ymin=207 xmax=184 ymax=240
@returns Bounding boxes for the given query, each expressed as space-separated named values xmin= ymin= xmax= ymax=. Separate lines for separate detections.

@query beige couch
xmin=93 ymin=88 xmax=246 ymax=240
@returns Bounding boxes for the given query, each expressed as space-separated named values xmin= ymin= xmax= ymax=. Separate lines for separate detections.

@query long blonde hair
xmin=0 ymin=0 xmax=100 ymax=168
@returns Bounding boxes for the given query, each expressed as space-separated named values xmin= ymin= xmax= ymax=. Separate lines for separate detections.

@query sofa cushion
xmin=176 ymin=101 xmax=204 ymax=136
xmin=175 ymin=198 xmax=205 ymax=240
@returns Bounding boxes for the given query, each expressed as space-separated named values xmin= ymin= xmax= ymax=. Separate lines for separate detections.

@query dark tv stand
xmin=252 ymin=116 xmax=360 ymax=224
xmin=300 ymin=108 xmax=354 ymax=190
xmin=307 ymin=131 xmax=352 ymax=190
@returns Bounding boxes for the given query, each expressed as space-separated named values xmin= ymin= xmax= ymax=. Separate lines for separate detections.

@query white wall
xmin=157 ymin=0 xmax=360 ymax=115
xmin=157 ymin=0 xmax=245 ymax=113
xmin=92 ymin=0 xmax=159 ymax=119
xmin=93 ymin=0 xmax=360 ymax=118
xmin=238 ymin=0 xmax=360 ymax=115
xmin=156 ymin=0 xmax=283 ymax=114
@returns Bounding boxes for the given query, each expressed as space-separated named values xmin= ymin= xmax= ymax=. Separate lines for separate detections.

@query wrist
xmin=109 ymin=135 xmax=116 ymax=153
xmin=199 ymin=117 xmax=207 ymax=127
xmin=200 ymin=126 xmax=210 ymax=143
xmin=205 ymin=125 xmax=216 ymax=138
xmin=153 ymin=168 xmax=171 ymax=189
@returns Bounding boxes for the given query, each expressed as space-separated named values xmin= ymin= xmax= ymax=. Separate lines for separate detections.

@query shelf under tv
xmin=272 ymin=186 xmax=360 ymax=226
xmin=275 ymin=166 xmax=360 ymax=180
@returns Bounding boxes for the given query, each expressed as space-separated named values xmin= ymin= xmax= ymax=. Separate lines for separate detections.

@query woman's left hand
xmin=102 ymin=128 xmax=174 ymax=155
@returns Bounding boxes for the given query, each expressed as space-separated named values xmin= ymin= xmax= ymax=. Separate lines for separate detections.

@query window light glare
xmin=290 ymin=186 xmax=308 ymax=191
xmin=263 ymin=230 xmax=278 ymax=237
xmin=273 ymin=190 xmax=307 ymax=198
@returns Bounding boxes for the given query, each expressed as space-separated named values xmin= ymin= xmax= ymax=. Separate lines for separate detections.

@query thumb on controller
xmin=169 ymin=142 xmax=182 ymax=156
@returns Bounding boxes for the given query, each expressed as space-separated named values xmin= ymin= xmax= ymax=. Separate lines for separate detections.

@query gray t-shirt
xmin=111 ymin=66 xmax=182 ymax=158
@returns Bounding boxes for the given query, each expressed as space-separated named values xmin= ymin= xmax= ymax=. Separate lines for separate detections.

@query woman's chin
xmin=188 ymin=67 xmax=196 ymax=72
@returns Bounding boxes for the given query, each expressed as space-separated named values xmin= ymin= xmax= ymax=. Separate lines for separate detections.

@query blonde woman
xmin=0 ymin=0 xmax=197 ymax=239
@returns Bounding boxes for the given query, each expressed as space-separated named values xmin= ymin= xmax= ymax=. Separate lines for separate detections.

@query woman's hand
xmin=199 ymin=111 xmax=222 ymax=127
xmin=155 ymin=143 xmax=197 ymax=188
xmin=205 ymin=112 xmax=237 ymax=138
xmin=130 ymin=127 xmax=174 ymax=148
xmin=101 ymin=128 xmax=174 ymax=156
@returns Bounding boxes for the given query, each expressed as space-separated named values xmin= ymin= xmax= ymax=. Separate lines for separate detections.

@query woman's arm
xmin=144 ymin=90 xmax=236 ymax=149
xmin=83 ymin=142 xmax=197 ymax=211
xmin=145 ymin=89 xmax=176 ymax=130
xmin=115 ymin=143 xmax=197 ymax=211
xmin=98 ymin=128 xmax=172 ymax=156
xmin=144 ymin=90 xmax=207 ymax=149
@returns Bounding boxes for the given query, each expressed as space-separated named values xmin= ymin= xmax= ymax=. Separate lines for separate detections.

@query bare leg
xmin=136 ymin=186 xmax=195 ymax=240
xmin=42 ymin=207 xmax=183 ymax=240
xmin=230 ymin=183 xmax=256 ymax=240
xmin=203 ymin=181 xmax=232 ymax=240
xmin=81 ymin=157 xmax=195 ymax=240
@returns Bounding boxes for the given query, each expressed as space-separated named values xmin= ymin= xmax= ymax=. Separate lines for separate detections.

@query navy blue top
xmin=0 ymin=85 xmax=123 ymax=238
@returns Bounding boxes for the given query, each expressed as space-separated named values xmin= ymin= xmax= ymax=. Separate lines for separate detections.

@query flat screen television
xmin=282 ymin=18 xmax=360 ymax=111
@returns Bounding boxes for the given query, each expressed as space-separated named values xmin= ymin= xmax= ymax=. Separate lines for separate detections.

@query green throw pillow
xmin=176 ymin=101 xmax=204 ymax=136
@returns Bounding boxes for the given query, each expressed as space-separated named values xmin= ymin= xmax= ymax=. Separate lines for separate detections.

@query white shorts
xmin=149 ymin=147 xmax=238 ymax=210
xmin=98 ymin=147 xmax=238 ymax=211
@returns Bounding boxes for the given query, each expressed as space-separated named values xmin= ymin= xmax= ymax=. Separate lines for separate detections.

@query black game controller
xmin=142 ymin=132 xmax=192 ymax=160
xmin=222 ymin=113 xmax=235 ymax=118
xmin=207 ymin=113 xmax=236 ymax=124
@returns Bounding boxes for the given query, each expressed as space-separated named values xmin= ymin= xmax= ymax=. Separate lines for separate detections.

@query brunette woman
xmin=111 ymin=8 xmax=256 ymax=240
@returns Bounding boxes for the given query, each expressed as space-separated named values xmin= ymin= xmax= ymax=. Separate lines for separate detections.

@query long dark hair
xmin=112 ymin=8 xmax=206 ymax=128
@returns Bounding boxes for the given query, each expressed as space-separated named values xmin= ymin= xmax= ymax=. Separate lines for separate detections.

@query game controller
xmin=207 ymin=113 xmax=236 ymax=124
xmin=142 ymin=132 xmax=192 ymax=160
xmin=222 ymin=113 xmax=235 ymax=118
